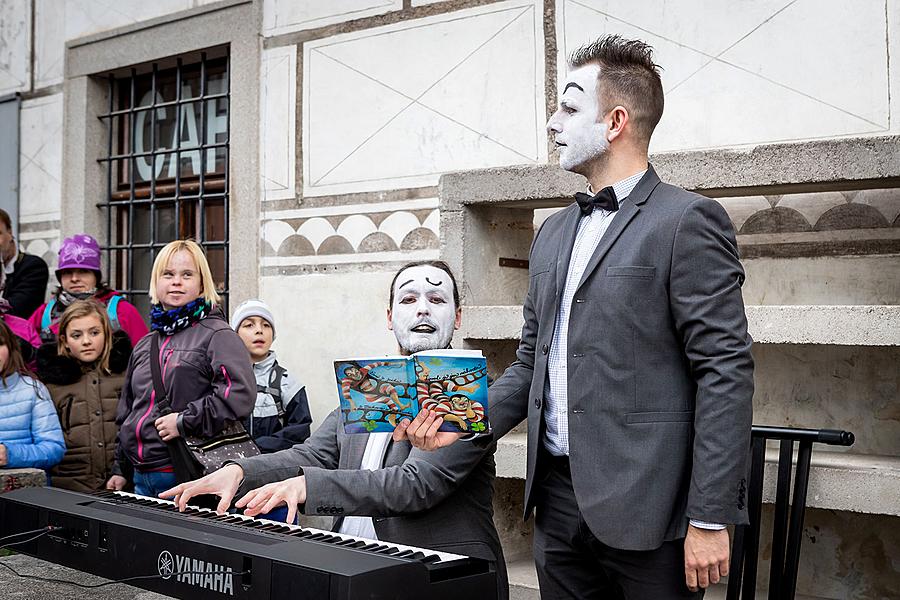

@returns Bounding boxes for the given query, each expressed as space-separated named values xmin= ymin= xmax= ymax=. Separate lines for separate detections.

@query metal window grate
xmin=97 ymin=49 xmax=230 ymax=319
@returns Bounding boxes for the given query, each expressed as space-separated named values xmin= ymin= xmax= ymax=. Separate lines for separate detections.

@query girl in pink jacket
xmin=28 ymin=235 xmax=148 ymax=348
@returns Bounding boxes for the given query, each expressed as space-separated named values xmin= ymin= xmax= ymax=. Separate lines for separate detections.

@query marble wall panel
xmin=263 ymin=0 xmax=403 ymax=37
xmin=556 ymin=0 xmax=890 ymax=153
xmin=34 ymin=0 xmax=192 ymax=89
xmin=19 ymin=94 xmax=63 ymax=224
xmin=302 ymin=0 xmax=547 ymax=196
xmin=0 ymin=0 xmax=30 ymax=95
xmin=261 ymin=270 xmax=398 ymax=424
xmin=260 ymin=46 xmax=297 ymax=202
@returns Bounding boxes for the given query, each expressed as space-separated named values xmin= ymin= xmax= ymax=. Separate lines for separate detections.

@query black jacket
xmin=5 ymin=252 xmax=50 ymax=319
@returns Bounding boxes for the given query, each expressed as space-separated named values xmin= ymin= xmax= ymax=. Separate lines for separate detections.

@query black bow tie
xmin=574 ymin=187 xmax=619 ymax=216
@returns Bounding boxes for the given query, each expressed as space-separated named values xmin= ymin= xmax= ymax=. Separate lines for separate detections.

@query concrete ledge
xmin=746 ymin=305 xmax=900 ymax=346
xmin=494 ymin=432 xmax=900 ymax=516
xmin=495 ymin=432 xmax=528 ymax=479
xmin=506 ymin=558 xmax=539 ymax=600
xmin=0 ymin=468 xmax=46 ymax=492
xmin=763 ymin=450 xmax=900 ymax=517
xmin=461 ymin=305 xmax=900 ymax=346
xmin=440 ymin=135 xmax=900 ymax=209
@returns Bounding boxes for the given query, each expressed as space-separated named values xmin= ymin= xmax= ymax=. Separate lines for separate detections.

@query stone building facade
xmin=0 ymin=0 xmax=897 ymax=597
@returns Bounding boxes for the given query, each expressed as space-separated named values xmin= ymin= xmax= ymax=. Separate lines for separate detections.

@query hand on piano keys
xmin=160 ymin=463 xmax=244 ymax=514
xmin=235 ymin=476 xmax=307 ymax=524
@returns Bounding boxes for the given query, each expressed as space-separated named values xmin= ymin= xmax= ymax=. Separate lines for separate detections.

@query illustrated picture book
xmin=334 ymin=349 xmax=489 ymax=435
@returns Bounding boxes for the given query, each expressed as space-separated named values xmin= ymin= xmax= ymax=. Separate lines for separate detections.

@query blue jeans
xmin=133 ymin=470 xmax=178 ymax=499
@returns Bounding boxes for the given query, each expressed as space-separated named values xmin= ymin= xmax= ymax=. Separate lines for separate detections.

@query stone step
xmin=459 ymin=304 xmax=900 ymax=346
xmin=495 ymin=432 xmax=900 ymax=517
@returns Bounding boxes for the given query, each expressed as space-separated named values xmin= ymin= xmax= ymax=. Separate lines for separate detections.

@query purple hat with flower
xmin=56 ymin=234 xmax=102 ymax=275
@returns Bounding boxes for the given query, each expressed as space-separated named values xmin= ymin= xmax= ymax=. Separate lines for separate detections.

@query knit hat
xmin=57 ymin=234 xmax=102 ymax=276
xmin=230 ymin=299 xmax=276 ymax=339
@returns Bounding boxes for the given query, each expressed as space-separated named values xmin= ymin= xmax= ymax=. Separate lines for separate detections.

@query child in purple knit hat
xmin=28 ymin=234 xmax=148 ymax=349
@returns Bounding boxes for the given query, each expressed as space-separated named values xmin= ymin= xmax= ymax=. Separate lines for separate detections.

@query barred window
xmin=99 ymin=49 xmax=230 ymax=318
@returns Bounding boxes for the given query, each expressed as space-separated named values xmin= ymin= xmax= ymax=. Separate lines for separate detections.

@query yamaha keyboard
xmin=0 ymin=487 xmax=497 ymax=599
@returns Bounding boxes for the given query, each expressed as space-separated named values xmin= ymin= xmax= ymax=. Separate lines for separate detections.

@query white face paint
xmin=547 ymin=64 xmax=609 ymax=173
xmin=390 ymin=265 xmax=457 ymax=354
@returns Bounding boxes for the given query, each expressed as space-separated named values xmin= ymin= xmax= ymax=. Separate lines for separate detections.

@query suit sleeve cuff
xmin=690 ymin=519 xmax=727 ymax=530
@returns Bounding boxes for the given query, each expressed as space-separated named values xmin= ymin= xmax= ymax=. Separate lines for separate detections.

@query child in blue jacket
xmin=0 ymin=319 xmax=65 ymax=470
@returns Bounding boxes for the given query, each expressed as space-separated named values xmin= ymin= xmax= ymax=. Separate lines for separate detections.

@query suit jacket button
xmin=534 ymin=397 xmax=542 ymax=409
xmin=541 ymin=344 xmax=548 ymax=355
xmin=338 ymin=508 xmax=344 ymax=514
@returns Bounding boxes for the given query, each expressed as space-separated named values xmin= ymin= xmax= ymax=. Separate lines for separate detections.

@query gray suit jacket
xmin=487 ymin=165 xmax=754 ymax=551
xmin=234 ymin=408 xmax=508 ymax=597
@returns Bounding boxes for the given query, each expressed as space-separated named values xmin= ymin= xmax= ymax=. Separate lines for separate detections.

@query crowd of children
xmin=0 ymin=235 xmax=312 ymax=497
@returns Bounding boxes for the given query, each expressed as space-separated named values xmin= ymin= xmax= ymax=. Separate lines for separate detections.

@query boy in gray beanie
xmin=231 ymin=299 xmax=312 ymax=452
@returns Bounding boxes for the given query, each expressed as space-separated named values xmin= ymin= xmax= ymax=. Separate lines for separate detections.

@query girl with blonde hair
xmin=106 ymin=240 xmax=254 ymax=498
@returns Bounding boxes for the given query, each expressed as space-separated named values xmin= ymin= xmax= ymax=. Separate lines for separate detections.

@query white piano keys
xmin=106 ymin=491 xmax=465 ymax=564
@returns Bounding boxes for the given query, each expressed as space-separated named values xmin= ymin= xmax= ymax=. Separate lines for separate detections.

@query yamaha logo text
xmin=158 ymin=550 xmax=235 ymax=596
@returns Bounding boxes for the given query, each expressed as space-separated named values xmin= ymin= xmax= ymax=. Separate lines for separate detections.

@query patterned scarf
xmin=150 ymin=298 xmax=212 ymax=336
xmin=59 ymin=289 xmax=96 ymax=307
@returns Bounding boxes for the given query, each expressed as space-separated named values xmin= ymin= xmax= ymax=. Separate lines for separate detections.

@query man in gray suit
xmin=161 ymin=260 xmax=507 ymax=599
xmin=399 ymin=35 xmax=754 ymax=598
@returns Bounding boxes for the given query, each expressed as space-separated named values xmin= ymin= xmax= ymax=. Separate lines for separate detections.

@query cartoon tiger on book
xmin=416 ymin=362 xmax=487 ymax=431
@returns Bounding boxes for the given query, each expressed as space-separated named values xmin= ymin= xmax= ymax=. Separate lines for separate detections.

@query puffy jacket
xmin=243 ymin=352 xmax=312 ymax=453
xmin=115 ymin=309 xmax=255 ymax=472
xmin=29 ymin=289 xmax=149 ymax=348
xmin=0 ymin=373 xmax=66 ymax=469
xmin=38 ymin=335 xmax=130 ymax=492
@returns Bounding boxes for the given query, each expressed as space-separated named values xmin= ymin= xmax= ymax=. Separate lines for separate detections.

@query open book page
xmin=334 ymin=357 xmax=418 ymax=433
xmin=414 ymin=352 xmax=489 ymax=434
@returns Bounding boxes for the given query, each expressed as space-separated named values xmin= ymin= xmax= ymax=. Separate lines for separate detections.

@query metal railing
xmin=97 ymin=49 xmax=230 ymax=316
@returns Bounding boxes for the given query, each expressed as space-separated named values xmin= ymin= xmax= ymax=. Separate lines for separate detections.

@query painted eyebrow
xmin=564 ymin=82 xmax=584 ymax=93
xmin=397 ymin=279 xmax=416 ymax=290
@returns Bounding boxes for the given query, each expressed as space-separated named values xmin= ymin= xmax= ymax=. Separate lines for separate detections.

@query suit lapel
xmin=574 ymin=166 xmax=661 ymax=293
xmin=345 ymin=432 xmax=369 ymax=470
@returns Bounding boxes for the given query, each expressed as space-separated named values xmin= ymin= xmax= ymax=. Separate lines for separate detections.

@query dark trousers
xmin=532 ymin=454 xmax=703 ymax=600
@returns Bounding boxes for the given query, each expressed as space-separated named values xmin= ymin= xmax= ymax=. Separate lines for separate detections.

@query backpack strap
xmin=106 ymin=295 xmax=122 ymax=332
xmin=271 ymin=363 xmax=286 ymax=419
xmin=41 ymin=299 xmax=57 ymax=332
xmin=255 ymin=361 xmax=287 ymax=421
